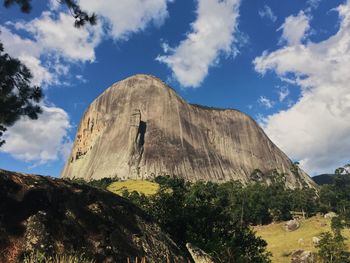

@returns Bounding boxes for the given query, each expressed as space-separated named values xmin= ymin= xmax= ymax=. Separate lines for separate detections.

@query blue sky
xmin=0 ymin=0 xmax=349 ymax=177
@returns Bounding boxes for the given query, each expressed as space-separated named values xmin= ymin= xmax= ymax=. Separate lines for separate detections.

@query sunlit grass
xmin=107 ymin=180 xmax=160 ymax=196
xmin=23 ymin=251 xmax=95 ymax=263
xmin=254 ymin=215 xmax=350 ymax=263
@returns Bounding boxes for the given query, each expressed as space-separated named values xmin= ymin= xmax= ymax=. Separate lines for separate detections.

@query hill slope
xmin=61 ymin=74 xmax=315 ymax=189
xmin=255 ymin=215 xmax=350 ymax=263
xmin=0 ymin=169 xmax=187 ymax=262
xmin=312 ymin=174 xmax=335 ymax=185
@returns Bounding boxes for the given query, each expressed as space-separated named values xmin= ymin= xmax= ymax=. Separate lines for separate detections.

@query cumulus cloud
xmin=254 ymin=1 xmax=350 ymax=174
xmin=1 ymin=106 xmax=72 ymax=164
xmin=258 ymin=96 xmax=274 ymax=109
xmin=259 ymin=5 xmax=277 ymax=23
xmin=0 ymin=11 xmax=102 ymax=86
xmin=278 ymin=11 xmax=311 ymax=46
xmin=79 ymin=0 xmax=172 ymax=40
xmin=1 ymin=1 xmax=173 ymax=86
xmin=0 ymin=26 xmax=52 ymax=86
xmin=16 ymin=12 xmax=102 ymax=61
xmin=156 ymin=0 xmax=241 ymax=87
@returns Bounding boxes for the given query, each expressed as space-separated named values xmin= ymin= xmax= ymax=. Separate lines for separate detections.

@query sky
xmin=0 ymin=0 xmax=349 ymax=177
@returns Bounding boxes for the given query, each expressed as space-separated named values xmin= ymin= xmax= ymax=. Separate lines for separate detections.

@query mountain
xmin=0 ymin=169 xmax=187 ymax=262
xmin=61 ymin=74 xmax=315 ymax=189
xmin=313 ymin=165 xmax=350 ymax=185
xmin=312 ymin=174 xmax=335 ymax=185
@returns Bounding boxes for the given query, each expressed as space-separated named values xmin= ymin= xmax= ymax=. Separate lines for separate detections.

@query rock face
xmin=324 ymin=212 xmax=337 ymax=219
xmin=291 ymin=250 xmax=316 ymax=263
xmin=61 ymin=74 xmax=315 ymax=188
xmin=186 ymin=243 xmax=216 ymax=263
xmin=0 ymin=169 xmax=187 ymax=262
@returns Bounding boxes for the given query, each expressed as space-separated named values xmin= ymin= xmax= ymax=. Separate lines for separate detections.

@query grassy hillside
xmin=255 ymin=215 xmax=350 ymax=263
xmin=107 ymin=180 xmax=160 ymax=196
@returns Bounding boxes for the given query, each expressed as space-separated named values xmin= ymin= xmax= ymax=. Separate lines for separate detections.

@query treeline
xmin=319 ymin=173 xmax=350 ymax=218
xmin=66 ymin=169 xmax=350 ymax=262
xmin=120 ymin=171 xmax=350 ymax=262
xmin=65 ymin=176 xmax=118 ymax=190
xmin=123 ymin=176 xmax=273 ymax=263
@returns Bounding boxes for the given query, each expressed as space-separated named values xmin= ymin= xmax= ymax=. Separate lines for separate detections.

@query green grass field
xmin=107 ymin=180 xmax=160 ymax=196
xmin=255 ymin=215 xmax=350 ymax=263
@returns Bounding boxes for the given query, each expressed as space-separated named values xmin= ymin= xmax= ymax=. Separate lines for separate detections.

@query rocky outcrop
xmin=324 ymin=212 xmax=337 ymax=219
xmin=186 ymin=243 xmax=216 ymax=263
xmin=285 ymin=219 xmax=300 ymax=232
xmin=61 ymin=74 xmax=316 ymax=189
xmin=291 ymin=250 xmax=316 ymax=263
xmin=0 ymin=169 xmax=187 ymax=262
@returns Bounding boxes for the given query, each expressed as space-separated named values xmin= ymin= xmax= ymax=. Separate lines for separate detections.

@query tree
xmin=317 ymin=217 xmax=350 ymax=263
xmin=0 ymin=0 xmax=97 ymax=146
xmin=124 ymin=177 xmax=272 ymax=263
xmin=0 ymin=42 xmax=42 ymax=146
xmin=3 ymin=0 xmax=97 ymax=27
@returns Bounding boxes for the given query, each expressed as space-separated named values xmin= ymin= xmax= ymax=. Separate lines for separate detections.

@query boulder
xmin=312 ymin=236 xmax=320 ymax=245
xmin=285 ymin=219 xmax=300 ymax=232
xmin=0 ymin=169 xmax=187 ymax=263
xmin=324 ymin=212 xmax=337 ymax=219
xmin=291 ymin=250 xmax=316 ymax=263
xmin=61 ymin=74 xmax=316 ymax=190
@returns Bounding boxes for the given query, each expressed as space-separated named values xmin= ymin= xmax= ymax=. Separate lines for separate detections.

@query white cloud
xmin=1 ymin=1 xmax=173 ymax=86
xmin=48 ymin=0 xmax=60 ymax=10
xmin=254 ymin=1 xmax=350 ymax=174
xmin=79 ymin=0 xmax=172 ymax=40
xmin=278 ymin=11 xmax=311 ymax=46
xmin=0 ymin=26 xmax=53 ymax=86
xmin=1 ymin=106 xmax=72 ymax=164
xmin=258 ymin=96 xmax=274 ymax=109
xmin=0 ymin=10 xmax=102 ymax=86
xmin=307 ymin=0 xmax=321 ymax=10
xmin=156 ymin=0 xmax=241 ymax=87
xmin=259 ymin=5 xmax=277 ymax=22
xmin=277 ymin=86 xmax=290 ymax=102
xmin=17 ymin=11 xmax=103 ymax=61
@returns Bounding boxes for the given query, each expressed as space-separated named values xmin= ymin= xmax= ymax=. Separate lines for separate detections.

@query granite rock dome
xmin=61 ymin=74 xmax=315 ymax=189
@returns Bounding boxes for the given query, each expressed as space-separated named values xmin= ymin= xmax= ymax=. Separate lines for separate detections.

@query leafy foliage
xmin=123 ymin=176 xmax=276 ymax=262
xmin=63 ymin=165 xmax=350 ymax=262
xmin=317 ymin=217 xmax=350 ymax=263
xmin=319 ymin=173 xmax=350 ymax=219
xmin=3 ymin=0 xmax=97 ymax=27
xmin=67 ymin=177 xmax=118 ymax=190
xmin=1 ymin=0 xmax=98 ymax=146
xmin=0 ymin=42 xmax=42 ymax=146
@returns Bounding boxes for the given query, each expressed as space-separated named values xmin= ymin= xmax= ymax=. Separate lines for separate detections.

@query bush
xmin=67 ymin=177 xmax=118 ymax=190
xmin=317 ymin=217 xmax=350 ymax=263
